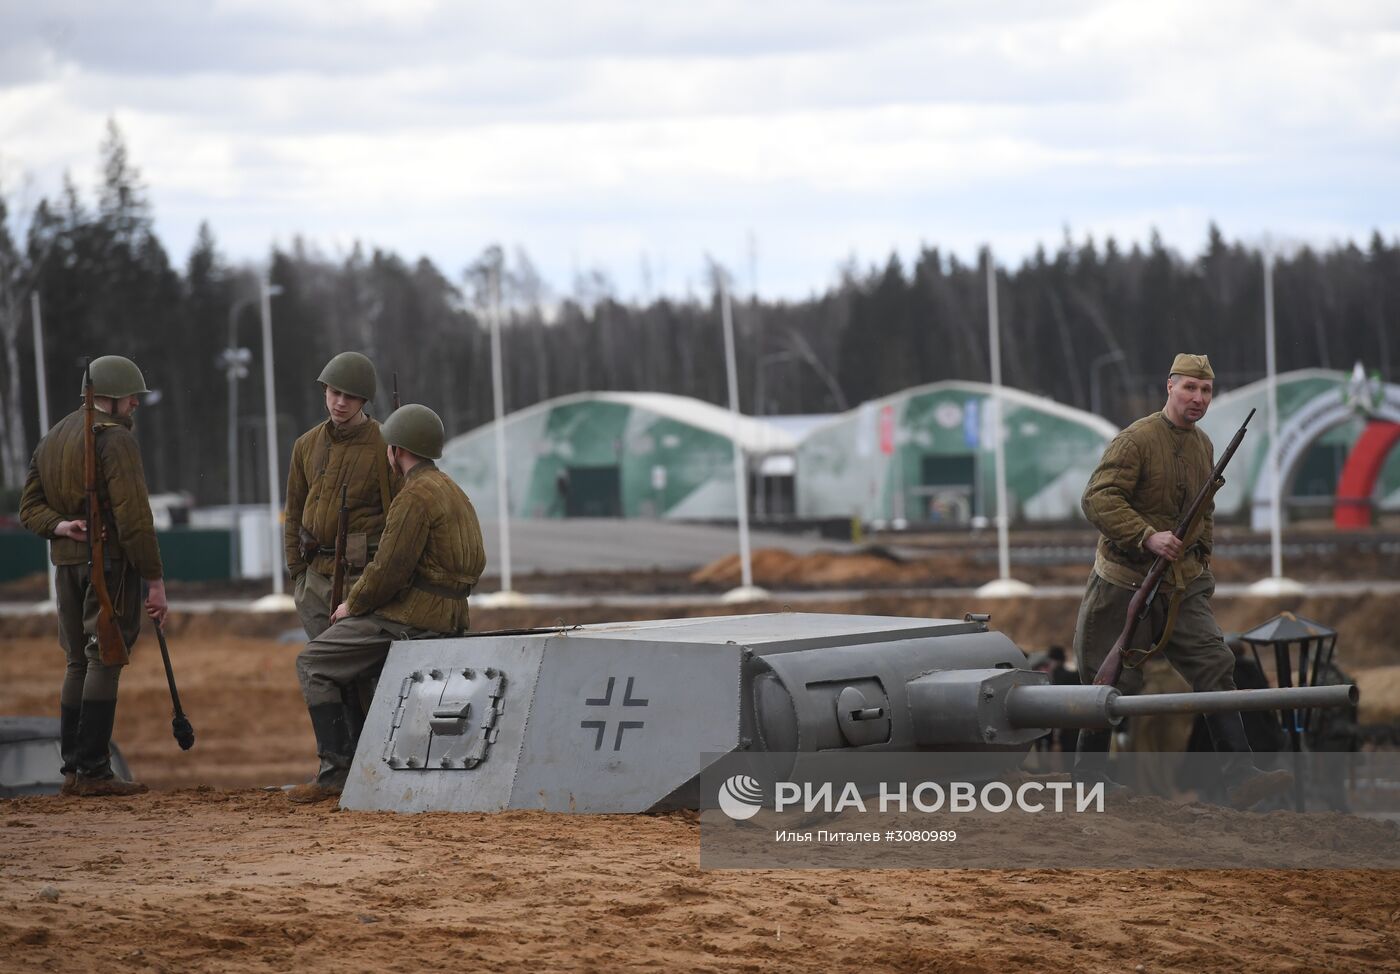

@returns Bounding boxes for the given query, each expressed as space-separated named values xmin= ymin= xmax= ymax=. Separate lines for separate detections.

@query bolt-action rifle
xmin=83 ymin=359 xmax=128 ymax=666
xmin=392 ymin=371 xmax=401 ymax=410
xmin=330 ymin=483 xmax=350 ymax=609
xmin=1092 ymin=407 xmax=1256 ymax=688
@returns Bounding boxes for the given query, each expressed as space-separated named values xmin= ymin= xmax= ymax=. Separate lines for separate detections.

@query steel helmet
xmin=83 ymin=356 xmax=150 ymax=398
xmin=382 ymin=404 xmax=445 ymax=460
xmin=317 ymin=351 xmax=378 ymax=401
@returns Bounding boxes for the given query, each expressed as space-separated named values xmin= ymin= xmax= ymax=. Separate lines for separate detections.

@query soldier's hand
xmin=329 ymin=601 xmax=350 ymax=624
xmin=145 ymin=578 xmax=169 ymax=626
xmin=1145 ymin=531 xmax=1184 ymax=561
xmin=56 ymin=519 xmax=89 ymax=541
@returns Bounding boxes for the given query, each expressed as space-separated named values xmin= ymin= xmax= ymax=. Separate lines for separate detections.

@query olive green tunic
xmin=19 ymin=406 xmax=161 ymax=706
xmin=20 ymin=408 xmax=163 ymax=580
xmin=283 ymin=418 xmax=398 ymax=580
xmin=1075 ymin=411 xmax=1234 ymax=695
xmin=345 ymin=461 xmax=486 ymax=633
xmin=1081 ymin=411 xmax=1214 ymax=591
xmin=296 ymin=461 xmax=486 ymax=708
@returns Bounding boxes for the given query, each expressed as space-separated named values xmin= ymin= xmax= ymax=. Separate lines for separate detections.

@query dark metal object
xmin=392 ymin=371 xmax=401 ymax=410
xmin=1093 ymin=407 xmax=1256 ymax=687
xmin=1239 ymin=612 xmax=1349 ymax=810
xmin=154 ymin=623 xmax=195 ymax=750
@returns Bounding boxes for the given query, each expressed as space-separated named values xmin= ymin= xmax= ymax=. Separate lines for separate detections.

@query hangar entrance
xmin=914 ymin=454 xmax=976 ymax=525
xmin=565 ymin=466 xmax=623 ymax=518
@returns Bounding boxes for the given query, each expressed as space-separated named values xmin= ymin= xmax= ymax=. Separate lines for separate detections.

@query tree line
xmin=2 ymin=122 xmax=1396 ymax=508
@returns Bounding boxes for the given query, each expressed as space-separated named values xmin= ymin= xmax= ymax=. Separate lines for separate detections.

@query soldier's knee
xmin=1191 ymin=653 xmax=1237 ymax=693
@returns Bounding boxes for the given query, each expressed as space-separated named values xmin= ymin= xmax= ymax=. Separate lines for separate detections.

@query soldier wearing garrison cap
xmin=1071 ymin=353 xmax=1292 ymax=809
xmin=288 ymin=403 xmax=487 ymax=804
xmin=19 ymin=355 xmax=167 ymax=796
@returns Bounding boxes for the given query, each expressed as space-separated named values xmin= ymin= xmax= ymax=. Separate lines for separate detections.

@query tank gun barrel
xmin=1108 ymin=683 xmax=1356 ymax=719
xmin=1004 ymin=681 xmax=1357 ymax=731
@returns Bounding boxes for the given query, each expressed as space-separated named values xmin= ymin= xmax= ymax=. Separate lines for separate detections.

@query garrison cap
xmin=1169 ymin=353 xmax=1214 ymax=381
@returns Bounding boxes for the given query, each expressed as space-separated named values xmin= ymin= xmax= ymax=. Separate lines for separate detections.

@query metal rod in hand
xmin=155 ymin=622 xmax=196 ymax=750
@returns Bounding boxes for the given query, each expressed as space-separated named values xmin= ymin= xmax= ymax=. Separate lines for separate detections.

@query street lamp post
xmin=720 ymin=277 xmax=767 ymax=604
xmin=221 ymin=295 xmax=255 ymax=579
xmin=976 ymin=248 xmax=1032 ymax=598
xmin=1250 ymin=252 xmax=1303 ymax=596
xmin=31 ymin=292 xmax=57 ymax=611
xmin=251 ymin=278 xmax=293 ymax=611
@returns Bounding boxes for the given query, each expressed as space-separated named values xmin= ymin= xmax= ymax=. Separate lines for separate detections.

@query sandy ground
xmin=5 ymin=594 xmax=1400 ymax=972
xmin=4 ymin=792 xmax=1400 ymax=974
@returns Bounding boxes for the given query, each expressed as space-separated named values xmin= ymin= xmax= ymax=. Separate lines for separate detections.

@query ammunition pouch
xmin=300 ymin=528 xmax=378 ymax=568
xmin=297 ymin=526 xmax=320 ymax=564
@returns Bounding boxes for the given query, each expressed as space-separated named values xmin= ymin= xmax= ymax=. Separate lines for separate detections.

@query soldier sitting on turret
xmin=288 ymin=404 xmax=487 ymax=803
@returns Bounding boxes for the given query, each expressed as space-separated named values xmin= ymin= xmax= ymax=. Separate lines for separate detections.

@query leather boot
xmin=1072 ymin=728 xmax=1128 ymax=794
xmin=288 ymin=703 xmax=353 ymax=804
xmin=1203 ymin=711 xmax=1292 ymax=810
xmin=59 ymin=704 xmax=81 ymax=795
xmin=72 ymin=699 xmax=147 ymax=797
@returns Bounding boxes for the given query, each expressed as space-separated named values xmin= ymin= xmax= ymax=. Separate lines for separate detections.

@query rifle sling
xmin=1121 ymin=580 xmax=1185 ymax=671
xmin=1122 ymin=485 xmax=1213 ymax=671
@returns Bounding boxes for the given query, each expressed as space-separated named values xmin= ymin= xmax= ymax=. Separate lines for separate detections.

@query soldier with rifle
xmin=19 ymin=356 xmax=168 ymax=796
xmin=1073 ymin=353 xmax=1292 ymax=809
xmin=284 ymin=352 xmax=399 ymax=640
xmin=289 ymin=404 xmax=486 ymax=803
xmin=284 ymin=352 xmax=399 ymax=755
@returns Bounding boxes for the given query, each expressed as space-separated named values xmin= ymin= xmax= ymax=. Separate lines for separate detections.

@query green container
xmin=0 ymin=529 xmax=233 ymax=583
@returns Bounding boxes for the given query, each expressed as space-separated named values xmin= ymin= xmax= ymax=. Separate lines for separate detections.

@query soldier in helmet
xmin=288 ymin=404 xmax=487 ymax=803
xmin=284 ymin=351 xmax=397 ymax=642
xmin=1072 ymin=353 xmax=1291 ymax=809
xmin=20 ymin=355 xmax=167 ymax=796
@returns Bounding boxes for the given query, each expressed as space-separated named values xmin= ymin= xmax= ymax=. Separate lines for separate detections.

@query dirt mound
xmin=690 ymin=547 xmax=1085 ymax=589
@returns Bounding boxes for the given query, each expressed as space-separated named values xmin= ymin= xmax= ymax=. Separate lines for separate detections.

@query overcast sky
xmin=2 ymin=0 xmax=1397 ymax=299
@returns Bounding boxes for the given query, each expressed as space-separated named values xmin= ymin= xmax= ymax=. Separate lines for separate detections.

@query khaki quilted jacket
xmin=20 ymin=407 xmax=163 ymax=580
xmin=345 ymin=462 xmax=486 ymax=634
xmin=1081 ymin=411 xmax=1214 ymax=590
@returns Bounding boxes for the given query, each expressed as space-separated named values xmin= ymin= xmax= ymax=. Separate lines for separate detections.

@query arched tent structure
xmin=439 ymin=392 xmax=797 ymax=520
xmin=1200 ymin=367 xmax=1400 ymax=529
xmin=795 ymin=381 xmax=1117 ymax=525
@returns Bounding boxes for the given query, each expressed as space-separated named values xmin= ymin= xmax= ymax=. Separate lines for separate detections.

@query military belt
xmin=314 ymin=541 xmax=380 ymax=557
xmin=410 ymin=577 xmax=473 ymax=600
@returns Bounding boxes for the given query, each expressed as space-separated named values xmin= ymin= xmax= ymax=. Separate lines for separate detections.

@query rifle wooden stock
xmin=84 ymin=361 xmax=128 ymax=667
xmin=1091 ymin=407 xmax=1256 ymax=688
xmin=330 ymin=483 xmax=350 ymax=609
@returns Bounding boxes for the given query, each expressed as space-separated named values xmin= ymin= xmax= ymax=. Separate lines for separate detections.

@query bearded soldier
xmin=20 ymin=355 xmax=167 ymax=797
xmin=288 ymin=404 xmax=486 ymax=803
xmin=1073 ymin=353 xmax=1291 ymax=809
xmin=284 ymin=352 xmax=397 ymax=641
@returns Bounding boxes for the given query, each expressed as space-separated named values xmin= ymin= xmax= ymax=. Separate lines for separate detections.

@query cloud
xmin=0 ymin=1 xmax=1396 ymax=298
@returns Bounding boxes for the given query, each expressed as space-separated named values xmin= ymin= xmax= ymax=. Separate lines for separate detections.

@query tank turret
xmin=340 ymin=612 xmax=1356 ymax=814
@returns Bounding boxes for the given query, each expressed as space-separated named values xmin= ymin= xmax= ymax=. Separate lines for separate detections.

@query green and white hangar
xmin=794 ymin=381 xmax=1117 ymax=526
xmin=439 ymin=392 xmax=800 ymax=520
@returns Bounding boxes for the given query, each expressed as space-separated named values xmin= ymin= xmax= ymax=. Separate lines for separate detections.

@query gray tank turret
xmin=339 ymin=612 xmax=1356 ymax=814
